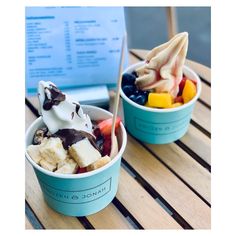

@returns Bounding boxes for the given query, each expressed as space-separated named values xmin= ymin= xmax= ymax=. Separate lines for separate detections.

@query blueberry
xmin=134 ymin=90 xmax=141 ymax=96
xmin=136 ymin=94 xmax=147 ymax=105
xmin=142 ymin=90 xmax=150 ymax=96
xmin=122 ymin=73 xmax=136 ymax=86
xmin=129 ymin=94 xmax=137 ymax=103
xmin=142 ymin=90 xmax=150 ymax=100
xmin=122 ymin=85 xmax=136 ymax=97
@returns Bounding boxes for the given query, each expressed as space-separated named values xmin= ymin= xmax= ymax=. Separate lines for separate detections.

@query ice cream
xmin=38 ymin=81 xmax=93 ymax=134
xmin=135 ymin=32 xmax=188 ymax=97
xmin=27 ymin=81 xmax=120 ymax=174
xmin=121 ymin=32 xmax=197 ymax=109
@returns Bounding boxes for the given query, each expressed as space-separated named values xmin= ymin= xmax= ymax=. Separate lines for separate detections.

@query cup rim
xmin=25 ymin=105 xmax=127 ymax=179
xmin=120 ymin=61 xmax=202 ymax=113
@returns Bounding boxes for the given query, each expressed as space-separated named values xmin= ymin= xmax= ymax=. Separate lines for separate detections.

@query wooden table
xmin=25 ymin=49 xmax=211 ymax=230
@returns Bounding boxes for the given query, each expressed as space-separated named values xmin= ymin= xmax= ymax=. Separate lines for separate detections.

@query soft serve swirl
xmin=38 ymin=81 xmax=93 ymax=134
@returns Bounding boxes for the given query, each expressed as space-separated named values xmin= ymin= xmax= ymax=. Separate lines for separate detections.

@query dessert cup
xmin=120 ymin=61 xmax=202 ymax=144
xmin=25 ymin=105 xmax=127 ymax=216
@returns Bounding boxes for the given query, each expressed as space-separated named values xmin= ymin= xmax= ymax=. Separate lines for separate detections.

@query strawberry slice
xmin=77 ymin=167 xmax=87 ymax=174
xmin=98 ymin=117 xmax=121 ymax=136
xmin=102 ymin=135 xmax=112 ymax=156
xmin=178 ymin=76 xmax=187 ymax=95
xmin=174 ymin=96 xmax=184 ymax=103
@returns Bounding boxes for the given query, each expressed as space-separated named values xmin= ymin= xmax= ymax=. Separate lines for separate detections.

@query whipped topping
xmin=135 ymin=32 xmax=188 ymax=97
xmin=38 ymin=81 xmax=93 ymax=134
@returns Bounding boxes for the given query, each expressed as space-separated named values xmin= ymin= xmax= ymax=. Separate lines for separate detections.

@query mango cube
xmin=145 ymin=101 xmax=154 ymax=108
xmin=182 ymin=79 xmax=197 ymax=103
xmin=148 ymin=93 xmax=172 ymax=108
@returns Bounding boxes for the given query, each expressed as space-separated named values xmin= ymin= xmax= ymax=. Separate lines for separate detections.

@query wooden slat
xmin=180 ymin=125 xmax=211 ymax=165
xmin=185 ymin=60 xmax=211 ymax=85
xmin=26 ymin=97 xmax=39 ymax=110
xmin=25 ymin=105 xmax=133 ymax=229
xmin=144 ymin=142 xmax=211 ymax=203
xmin=123 ymin=135 xmax=211 ymax=229
xmin=86 ymin=203 xmax=132 ymax=229
xmin=117 ymin=168 xmax=182 ymax=229
xmin=25 ymin=216 xmax=34 ymax=229
xmin=89 ymin=165 xmax=182 ymax=229
xmin=25 ymin=105 xmax=37 ymax=130
xmin=130 ymin=49 xmax=211 ymax=84
xmin=199 ymin=82 xmax=211 ymax=106
xmin=192 ymin=102 xmax=211 ymax=133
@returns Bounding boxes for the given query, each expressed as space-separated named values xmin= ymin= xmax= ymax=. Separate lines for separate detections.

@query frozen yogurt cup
xmin=25 ymin=105 xmax=127 ymax=216
xmin=120 ymin=61 xmax=201 ymax=144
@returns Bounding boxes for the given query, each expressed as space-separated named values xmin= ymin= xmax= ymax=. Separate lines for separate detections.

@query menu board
xmin=25 ymin=7 xmax=128 ymax=95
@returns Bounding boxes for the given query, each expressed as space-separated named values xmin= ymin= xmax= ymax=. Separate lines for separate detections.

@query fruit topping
xmin=76 ymin=167 xmax=87 ymax=174
xmin=136 ymin=94 xmax=147 ymax=105
xmin=148 ymin=93 xmax=172 ymax=108
xmin=174 ymin=96 xmax=184 ymax=103
xmin=178 ymin=76 xmax=187 ymax=96
xmin=122 ymin=73 xmax=136 ymax=86
xmin=102 ymin=135 xmax=112 ymax=156
xmin=182 ymin=79 xmax=197 ymax=104
xmin=122 ymin=84 xmax=136 ymax=97
xmin=97 ymin=117 xmax=121 ymax=136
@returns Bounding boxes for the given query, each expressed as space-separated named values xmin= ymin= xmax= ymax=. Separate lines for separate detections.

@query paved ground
xmin=124 ymin=7 xmax=211 ymax=67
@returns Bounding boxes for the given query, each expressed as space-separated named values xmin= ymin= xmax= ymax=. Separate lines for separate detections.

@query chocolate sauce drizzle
xmin=52 ymin=129 xmax=99 ymax=150
xmin=43 ymin=85 xmax=65 ymax=110
xmin=73 ymin=102 xmax=81 ymax=118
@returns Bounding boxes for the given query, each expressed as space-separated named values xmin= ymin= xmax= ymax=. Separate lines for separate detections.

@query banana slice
xmin=39 ymin=137 xmax=67 ymax=165
xmin=69 ymin=138 xmax=101 ymax=167
xmin=27 ymin=145 xmax=42 ymax=164
xmin=39 ymin=159 xmax=57 ymax=172
xmin=26 ymin=138 xmax=48 ymax=164
xmin=87 ymin=155 xmax=111 ymax=171
xmin=56 ymin=158 xmax=78 ymax=174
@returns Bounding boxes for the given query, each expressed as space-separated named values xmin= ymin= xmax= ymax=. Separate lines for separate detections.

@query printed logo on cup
xmin=40 ymin=178 xmax=112 ymax=204
xmin=135 ymin=116 xmax=190 ymax=135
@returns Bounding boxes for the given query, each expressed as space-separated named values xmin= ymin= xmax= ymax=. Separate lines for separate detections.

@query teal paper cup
xmin=25 ymin=105 xmax=127 ymax=216
xmin=120 ymin=62 xmax=202 ymax=144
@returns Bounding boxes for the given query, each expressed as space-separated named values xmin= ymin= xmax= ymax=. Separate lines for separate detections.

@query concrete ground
xmin=124 ymin=7 xmax=211 ymax=67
